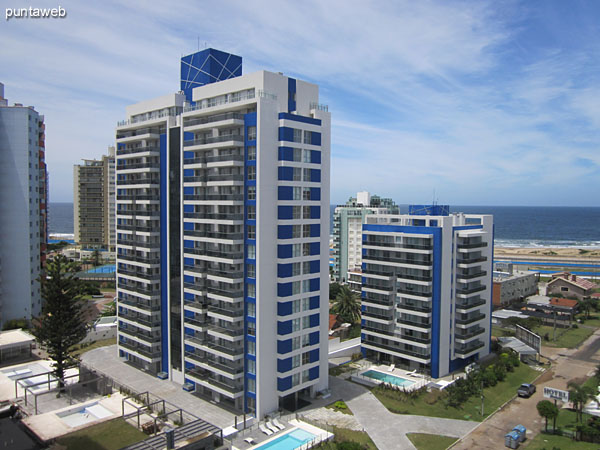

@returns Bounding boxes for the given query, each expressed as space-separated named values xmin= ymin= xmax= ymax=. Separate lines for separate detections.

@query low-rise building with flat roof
xmin=492 ymin=263 xmax=537 ymax=308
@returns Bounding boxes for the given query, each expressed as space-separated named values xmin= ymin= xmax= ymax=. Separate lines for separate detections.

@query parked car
xmin=517 ymin=383 xmax=536 ymax=398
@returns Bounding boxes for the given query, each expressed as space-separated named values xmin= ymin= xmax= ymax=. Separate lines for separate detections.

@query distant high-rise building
xmin=0 ymin=82 xmax=48 ymax=326
xmin=360 ymin=205 xmax=493 ymax=378
xmin=332 ymin=191 xmax=399 ymax=282
xmin=73 ymin=146 xmax=116 ymax=251
xmin=115 ymin=49 xmax=330 ymax=417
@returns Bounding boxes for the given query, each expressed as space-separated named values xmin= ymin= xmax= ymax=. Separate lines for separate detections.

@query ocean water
xmin=330 ymin=204 xmax=600 ymax=248
xmin=49 ymin=202 xmax=74 ymax=235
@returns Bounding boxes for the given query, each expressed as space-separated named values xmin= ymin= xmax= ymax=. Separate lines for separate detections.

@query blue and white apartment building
xmin=360 ymin=205 xmax=493 ymax=378
xmin=115 ymin=49 xmax=330 ymax=417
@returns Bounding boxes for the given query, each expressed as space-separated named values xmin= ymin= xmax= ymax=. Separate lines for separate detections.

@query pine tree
xmin=32 ymin=255 xmax=88 ymax=392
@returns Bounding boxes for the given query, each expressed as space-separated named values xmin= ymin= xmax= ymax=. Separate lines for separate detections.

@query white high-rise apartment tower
xmin=0 ymin=82 xmax=48 ymax=326
xmin=115 ymin=49 xmax=330 ymax=418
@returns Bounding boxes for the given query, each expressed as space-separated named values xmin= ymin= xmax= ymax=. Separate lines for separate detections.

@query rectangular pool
xmin=57 ymin=402 xmax=113 ymax=428
xmin=362 ymin=369 xmax=416 ymax=387
xmin=254 ymin=428 xmax=317 ymax=450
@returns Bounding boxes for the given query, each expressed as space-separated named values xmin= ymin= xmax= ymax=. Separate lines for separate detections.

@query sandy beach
xmin=494 ymin=246 xmax=600 ymax=261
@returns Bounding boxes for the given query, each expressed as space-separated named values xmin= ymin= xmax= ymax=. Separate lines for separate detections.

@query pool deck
xmin=231 ymin=419 xmax=333 ymax=450
xmin=22 ymin=393 xmax=137 ymax=441
xmin=353 ymin=364 xmax=429 ymax=391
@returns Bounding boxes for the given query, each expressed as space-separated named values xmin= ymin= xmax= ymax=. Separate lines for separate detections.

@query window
xmin=293 ymin=168 xmax=302 ymax=181
xmin=292 ymin=299 xmax=301 ymax=313
xmin=247 ymin=186 xmax=256 ymax=200
xmin=303 ymin=243 xmax=311 ymax=256
xmin=292 ymin=206 xmax=301 ymax=219
xmin=303 ymin=206 xmax=311 ymax=219
xmin=247 ymin=283 xmax=256 ymax=297
xmin=303 ymin=168 xmax=311 ymax=182
xmin=248 ymin=321 xmax=256 ymax=336
xmin=293 ymin=129 xmax=302 ymax=143
xmin=247 ymin=302 xmax=256 ymax=317
xmin=303 ymin=149 xmax=311 ymax=163
xmin=292 ymin=244 xmax=301 ymax=257
xmin=302 ymin=316 xmax=311 ymax=329
xmin=303 ymin=225 xmax=311 ymax=238
xmin=292 ymin=225 xmax=301 ymax=238
xmin=248 ymin=341 xmax=256 ymax=355
xmin=293 ymin=148 xmax=302 ymax=162
xmin=302 ymin=333 xmax=311 ymax=347
xmin=302 ymin=279 xmax=310 ymax=293
xmin=248 ymin=378 xmax=256 ymax=393
xmin=247 ymin=205 xmax=256 ymax=220
xmin=292 ymin=373 xmax=300 ymax=386
xmin=247 ymin=126 xmax=257 ymax=140
xmin=247 ymin=146 xmax=256 ymax=160
xmin=247 ymin=244 xmax=256 ymax=259
xmin=247 ymin=359 xmax=256 ymax=374
xmin=302 ymin=351 xmax=310 ymax=365
xmin=302 ymin=369 xmax=310 ymax=383
xmin=303 ymin=188 xmax=311 ymax=200
xmin=303 ymin=130 xmax=312 ymax=144
xmin=302 ymin=297 xmax=311 ymax=311
xmin=248 ymin=166 xmax=256 ymax=180
xmin=247 ymin=225 xmax=256 ymax=239
xmin=292 ymin=318 xmax=301 ymax=332
xmin=293 ymin=187 xmax=301 ymax=200
xmin=247 ymin=263 xmax=256 ymax=278
xmin=292 ymin=354 xmax=300 ymax=368
xmin=561 ymin=287 xmax=568 ymax=292
xmin=292 ymin=262 xmax=301 ymax=276
xmin=292 ymin=281 xmax=301 ymax=295
xmin=292 ymin=336 xmax=301 ymax=350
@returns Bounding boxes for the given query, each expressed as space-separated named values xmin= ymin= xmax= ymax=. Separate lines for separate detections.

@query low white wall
xmin=328 ymin=337 xmax=361 ymax=359
xmin=80 ymin=324 xmax=116 ymax=344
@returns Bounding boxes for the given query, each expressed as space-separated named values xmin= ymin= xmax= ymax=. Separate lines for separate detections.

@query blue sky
xmin=2 ymin=0 xmax=600 ymax=206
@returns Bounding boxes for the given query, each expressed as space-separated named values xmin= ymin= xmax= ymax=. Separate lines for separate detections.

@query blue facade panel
xmin=278 ymin=320 xmax=292 ymax=335
xmin=277 ymin=301 xmax=293 ymax=316
xmin=310 ymin=206 xmax=320 ymax=219
xmin=308 ymin=366 xmax=319 ymax=380
xmin=278 ymin=112 xmax=321 ymax=126
xmin=310 ymin=169 xmax=321 ymax=182
xmin=310 ymin=224 xmax=320 ymax=237
xmin=287 ymin=78 xmax=296 ymax=112
xmin=278 ymin=186 xmax=293 ymax=201
xmin=278 ymin=225 xmax=293 ymax=239
xmin=278 ymin=263 xmax=293 ymax=278
xmin=278 ymin=357 xmax=292 ymax=373
xmin=310 ymin=242 xmax=320 ymax=255
xmin=278 ymin=146 xmax=294 ymax=161
xmin=309 ymin=331 xmax=319 ymax=345
xmin=309 ymin=349 xmax=319 ymax=363
xmin=309 ymin=259 xmax=320 ymax=273
xmin=309 ymin=278 xmax=320 ymax=291
xmin=278 ymin=206 xmax=293 ymax=220
xmin=278 ymin=166 xmax=293 ymax=181
xmin=278 ymin=376 xmax=292 ymax=391
xmin=309 ymin=314 xmax=319 ymax=328
xmin=311 ymin=150 xmax=321 ymax=164
xmin=309 ymin=296 xmax=319 ymax=310
xmin=277 ymin=282 xmax=293 ymax=297
xmin=159 ymin=133 xmax=168 ymax=374
xmin=278 ymin=339 xmax=292 ymax=354
xmin=278 ymin=127 xmax=294 ymax=142
xmin=310 ymin=132 xmax=321 ymax=146
xmin=310 ymin=188 xmax=321 ymax=201
xmin=278 ymin=244 xmax=292 ymax=259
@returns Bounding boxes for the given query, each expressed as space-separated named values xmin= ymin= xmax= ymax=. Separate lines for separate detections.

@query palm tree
xmin=331 ymin=285 xmax=361 ymax=324
xmin=579 ymin=298 xmax=595 ymax=320
xmin=568 ymin=380 xmax=595 ymax=422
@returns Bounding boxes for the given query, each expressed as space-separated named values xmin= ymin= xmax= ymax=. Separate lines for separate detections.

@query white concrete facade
xmin=0 ymin=84 xmax=47 ymax=327
xmin=360 ymin=208 xmax=493 ymax=378
xmin=115 ymin=52 xmax=330 ymax=419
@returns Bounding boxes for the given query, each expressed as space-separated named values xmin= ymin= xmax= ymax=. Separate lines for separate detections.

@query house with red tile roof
xmin=547 ymin=272 xmax=597 ymax=300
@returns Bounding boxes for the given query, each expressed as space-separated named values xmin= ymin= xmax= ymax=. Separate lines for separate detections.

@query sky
xmin=2 ymin=0 xmax=600 ymax=206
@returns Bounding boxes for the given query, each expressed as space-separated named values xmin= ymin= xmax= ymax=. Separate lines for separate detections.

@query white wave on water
xmin=494 ymin=239 xmax=600 ymax=249
xmin=49 ymin=233 xmax=75 ymax=239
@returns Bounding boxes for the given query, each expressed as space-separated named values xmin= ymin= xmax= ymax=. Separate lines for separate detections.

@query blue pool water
xmin=362 ymin=370 xmax=416 ymax=387
xmin=255 ymin=428 xmax=317 ymax=450
xmin=86 ymin=264 xmax=116 ymax=274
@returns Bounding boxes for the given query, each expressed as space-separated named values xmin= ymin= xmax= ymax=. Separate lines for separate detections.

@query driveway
xmin=329 ymin=377 xmax=478 ymax=450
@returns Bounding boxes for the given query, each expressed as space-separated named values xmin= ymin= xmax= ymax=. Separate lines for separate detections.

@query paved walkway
xmin=328 ymin=377 xmax=478 ymax=450
xmin=80 ymin=345 xmax=236 ymax=429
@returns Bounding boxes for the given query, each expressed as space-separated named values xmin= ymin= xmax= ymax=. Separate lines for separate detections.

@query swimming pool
xmin=86 ymin=264 xmax=116 ymax=274
xmin=57 ymin=402 xmax=113 ymax=427
xmin=254 ymin=428 xmax=317 ymax=450
xmin=361 ymin=369 xmax=416 ymax=387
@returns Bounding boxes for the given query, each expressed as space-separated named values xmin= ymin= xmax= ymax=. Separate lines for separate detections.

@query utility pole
xmin=553 ymin=306 xmax=557 ymax=342
xmin=481 ymin=378 xmax=484 ymax=417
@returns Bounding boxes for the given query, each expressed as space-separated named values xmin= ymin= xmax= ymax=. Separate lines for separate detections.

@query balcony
xmin=455 ymin=313 xmax=486 ymax=326
xmin=207 ymin=305 xmax=244 ymax=318
xmin=395 ymin=273 xmax=433 ymax=282
xmin=183 ymin=135 xmax=244 ymax=147
xmin=363 ymin=254 xmax=432 ymax=267
xmin=207 ymin=286 xmax=244 ymax=300
xmin=117 ymin=224 xmax=159 ymax=233
xmin=455 ymin=327 xmax=485 ymax=341
xmin=117 ymin=162 xmax=160 ymax=171
xmin=183 ymin=212 xmax=244 ymax=221
xmin=455 ymin=341 xmax=485 ymax=356
xmin=396 ymin=302 xmax=431 ymax=314
xmin=119 ymin=312 xmax=160 ymax=328
xmin=397 ymin=288 xmax=432 ymax=299
xmin=117 ymin=178 xmax=159 ymax=186
xmin=184 ymin=112 xmax=244 ymax=128
xmin=183 ymin=194 xmax=244 ymax=202
xmin=457 ymin=241 xmax=488 ymax=249
xmin=456 ymin=271 xmax=487 ymax=280
xmin=119 ymin=297 xmax=160 ymax=312
xmin=117 ymin=239 xmax=159 ymax=249
xmin=116 ymin=146 xmax=160 ymax=156
xmin=362 ymin=339 xmax=431 ymax=361
xmin=117 ymin=283 xmax=161 ymax=297
xmin=206 ymin=324 xmax=244 ymax=339
xmin=118 ymin=254 xmax=160 ymax=265
xmin=186 ymin=369 xmax=244 ymax=395
xmin=399 ymin=333 xmax=431 ymax=344
xmin=396 ymin=317 xmax=430 ymax=328
xmin=118 ymin=268 xmax=159 ymax=281
xmin=456 ymin=297 xmax=487 ymax=310
xmin=119 ymin=327 xmax=161 ymax=344
xmin=456 ymin=257 xmax=487 ymax=265
xmin=184 ymin=230 xmax=244 ymax=241
xmin=456 ymin=285 xmax=486 ymax=295
xmin=362 ymin=310 xmax=394 ymax=322
xmin=119 ymin=340 xmax=161 ymax=359
xmin=362 ymin=325 xmax=395 ymax=337
xmin=184 ymin=352 xmax=244 ymax=376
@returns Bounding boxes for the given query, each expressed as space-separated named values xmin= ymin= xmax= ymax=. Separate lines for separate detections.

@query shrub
xmin=334 ymin=401 xmax=347 ymax=410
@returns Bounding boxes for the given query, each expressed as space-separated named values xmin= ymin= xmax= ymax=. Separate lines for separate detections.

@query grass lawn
xmin=534 ymin=325 xmax=594 ymax=348
xmin=492 ymin=325 xmax=514 ymax=337
xmin=407 ymin=433 xmax=458 ymax=450
xmin=525 ymin=432 xmax=599 ymax=449
xmin=325 ymin=400 xmax=353 ymax=415
xmin=55 ymin=418 xmax=147 ymax=450
xmin=576 ymin=314 xmax=600 ymax=328
xmin=72 ymin=338 xmax=117 ymax=358
xmin=373 ymin=363 xmax=539 ymax=421
xmin=328 ymin=426 xmax=377 ymax=450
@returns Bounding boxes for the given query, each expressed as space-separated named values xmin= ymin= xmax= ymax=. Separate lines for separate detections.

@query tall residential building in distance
xmin=0 ymin=82 xmax=48 ymax=326
xmin=73 ymin=146 xmax=116 ymax=251
xmin=360 ymin=205 xmax=493 ymax=378
xmin=115 ymin=48 xmax=330 ymax=418
xmin=332 ymin=191 xmax=399 ymax=283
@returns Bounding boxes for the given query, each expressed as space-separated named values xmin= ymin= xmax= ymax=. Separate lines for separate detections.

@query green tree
xmin=536 ymin=400 xmax=559 ymax=432
xmin=568 ymin=380 xmax=595 ymax=423
xmin=2 ymin=318 xmax=30 ymax=331
xmin=329 ymin=282 xmax=342 ymax=301
xmin=580 ymin=298 xmax=595 ymax=320
xmin=32 ymin=255 xmax=88 ymax=393
xmin=331 ymin=285 xmax=361 ymax=324
xmin=92 ymin=249 xmax=101 ymax=267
